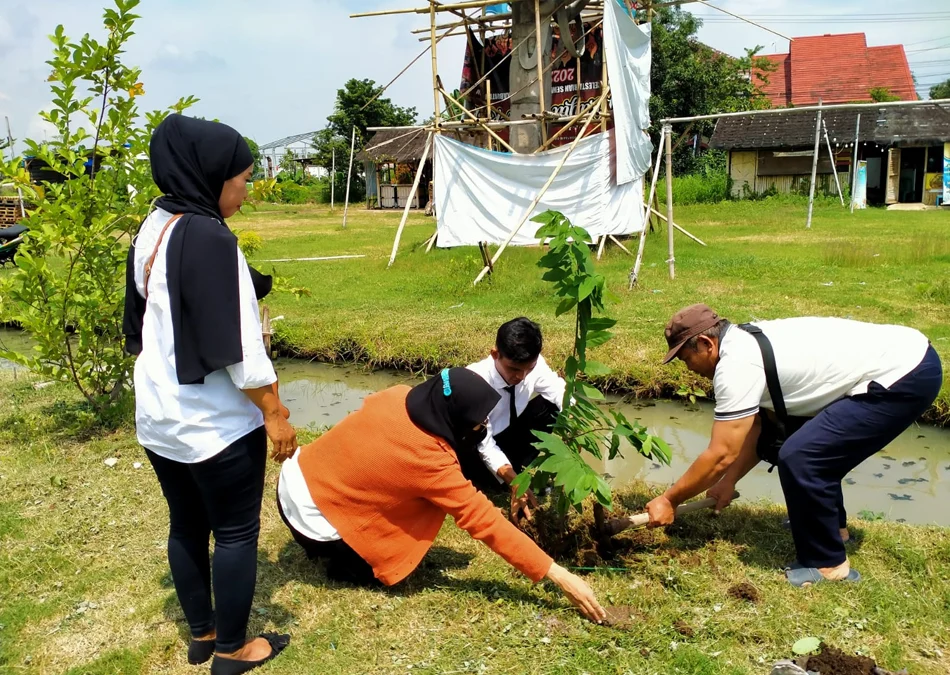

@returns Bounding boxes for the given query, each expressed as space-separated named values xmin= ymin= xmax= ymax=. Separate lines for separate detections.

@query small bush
xmin=656 ymin=170 xmax=730 ymax=205
xmin=236 ymin=230 xmax=264 ymax=257
xmin=279 ymin=183 xmax=310 ymax=204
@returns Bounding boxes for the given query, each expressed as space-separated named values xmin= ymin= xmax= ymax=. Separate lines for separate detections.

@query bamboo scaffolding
xmin=535 ymin=0 xmax=548 ymax=146
xmin=388 ymin=132 xmax=434 ymax=267
xmin=628 ymin=127 xmax=665 ymax=289
xmin=342 ymin=127 xmax=357 ymax=229
xmin=439 ymin=87 xmax=516 ymax=153
xmin=664 ymin=123 xmax=675 ymax=279
xmin=850 ymin=114 xmax=861 ymax=214
xmin=805 ymin=101 xmax=823 ymax=230
xmin=650 ymin=207 xmax=707 ymax=246
xmin=822 ymin=118 xmax=844 ymax=205
xmin=472 ymin=90 xmax=607 ymax=286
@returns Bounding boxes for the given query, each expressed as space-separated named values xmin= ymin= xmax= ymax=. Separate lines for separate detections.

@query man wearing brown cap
xmin=646 ymin=304 xmax=942 ymax=587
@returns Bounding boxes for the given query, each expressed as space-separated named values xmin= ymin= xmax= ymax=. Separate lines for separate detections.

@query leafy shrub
xmin=0 ymin=0 xmax=197 ymax=415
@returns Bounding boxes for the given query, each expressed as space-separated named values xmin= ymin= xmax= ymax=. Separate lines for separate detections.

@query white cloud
xmin=1 ymin=0 xmax=944 ymax=153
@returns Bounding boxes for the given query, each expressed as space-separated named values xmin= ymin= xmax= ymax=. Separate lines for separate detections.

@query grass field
xmin=232 ymin=199 xmax=950 ymax=423
xmin=2 ymin=371 xmax=949 ymax=674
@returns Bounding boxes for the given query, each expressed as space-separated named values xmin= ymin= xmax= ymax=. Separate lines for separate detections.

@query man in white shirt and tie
xmin=464 ymin=317 xmax=566 ymax=524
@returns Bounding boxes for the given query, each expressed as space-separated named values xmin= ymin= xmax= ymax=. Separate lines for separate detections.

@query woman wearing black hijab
xmin=275 ymin=367 xmax=607 ymax=623
xmin=123 ymin=115 xmax=295 ymax=674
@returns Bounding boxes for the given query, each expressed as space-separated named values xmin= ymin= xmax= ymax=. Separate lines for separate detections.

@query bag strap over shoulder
xmin=144 ymin=214 xmax=184 ymax=301
xmin=737 ymin=323 xmax=788 ymax=428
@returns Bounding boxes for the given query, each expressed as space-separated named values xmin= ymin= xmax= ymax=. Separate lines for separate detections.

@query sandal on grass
xmin=786 ymin=566 xmax=861 ymax=587
xmin=188 ymin=638 xmax=215 ymax=665
xmin=210 ymin=633 xmax=290 ymax=675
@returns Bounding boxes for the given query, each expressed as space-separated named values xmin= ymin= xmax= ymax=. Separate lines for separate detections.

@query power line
xmin=904 ymin=34 xmax=950 ymax=47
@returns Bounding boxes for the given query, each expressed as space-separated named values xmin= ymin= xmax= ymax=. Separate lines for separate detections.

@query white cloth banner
xmin=604 ymin=0 xmax=653 ymax=185
xmin=434 ymin=132 xmax=644 ymax=248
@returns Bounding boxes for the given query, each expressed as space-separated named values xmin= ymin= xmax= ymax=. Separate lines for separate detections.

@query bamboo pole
xmin=342 ymin=127 xmax=357 ymax=229
xmin=608 ymin=235 xmax=633 ymax=256
xmin=850 ymin=114 xmax=861 ymax=214
xmin=805 ymin=100 xmax=823 ymax=230
xmin=331 ymin=147 xmax=336 ymax=211
xmin=431 ymin=1 xmax=441 ymax=135
xmin=388 ymin=133 xmax=433 ymax=267
xmin=440 ymin=87 xmax=516 ymax=153
xmin=629 ymin=128 xmax=665 ymax=289
xmin=596 ymin=235 xmax=607 ymax=260
xmin=486 ymin=79 xmax=493 ymax=150
xmin=822 ymin=119 xmax=844 ymax=206
xmin=664 ymin=123 xmax=675 ymax=279
xmin=535 ymin=0 xmax=548 ymax=146
xmin=473 ymin=91 xmax=606 ymax=285
xmin=650 ymin=207 xmax=707 ymax=246
xmin=538 ymin=90 xmax=606 ymax=151
xmin=426 ymin=231 xmax=439 ymax=252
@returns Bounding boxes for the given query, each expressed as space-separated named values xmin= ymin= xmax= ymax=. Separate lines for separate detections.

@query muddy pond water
xmin=275 ymin=360 xmax=950 ymax=527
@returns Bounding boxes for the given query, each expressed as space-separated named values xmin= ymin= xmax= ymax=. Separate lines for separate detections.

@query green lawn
xmin=1 ymin=372 xmax=948 ymax=674
xmin=233 ymin=199 xmax=950 ymax=424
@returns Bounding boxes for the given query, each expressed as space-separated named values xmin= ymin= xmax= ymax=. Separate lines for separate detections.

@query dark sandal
xmin=188 ymin=637 xmax=216 ymax=665
xmin=210 ymin=633 xmax=290 ymax=675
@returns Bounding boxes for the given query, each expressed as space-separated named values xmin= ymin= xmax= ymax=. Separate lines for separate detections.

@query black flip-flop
xmin=188 ymin=638 xmax=215 ymax=665
xmin=210 ymin=633 xmax=291 ymax=675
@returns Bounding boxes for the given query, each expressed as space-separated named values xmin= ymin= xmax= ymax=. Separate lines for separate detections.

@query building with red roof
xmin=755 ymin=33 xmax=917 ymax=108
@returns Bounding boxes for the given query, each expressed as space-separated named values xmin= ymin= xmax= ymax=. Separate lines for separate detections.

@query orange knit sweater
xmin=297 ymin=385 xmax=553 ymax=586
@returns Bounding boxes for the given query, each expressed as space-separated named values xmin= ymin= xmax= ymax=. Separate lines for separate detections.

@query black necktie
xmin=504 ymin=384 xmax=518 ymax=424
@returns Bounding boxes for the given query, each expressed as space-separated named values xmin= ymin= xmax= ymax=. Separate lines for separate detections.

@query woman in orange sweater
xmin=277 ymin=367 xmax=606 ymax=622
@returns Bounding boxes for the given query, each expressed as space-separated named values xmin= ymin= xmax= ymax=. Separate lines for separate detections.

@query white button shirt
xmin=132 ymin=207 xmax=277 ymax=463
xmin=466 ymin=355 xmax=566 ymax=481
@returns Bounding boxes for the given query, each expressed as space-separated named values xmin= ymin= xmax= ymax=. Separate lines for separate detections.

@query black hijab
xmin=123 ymin=114 xmax=269 ymax=384
xmin=406 ymin=367 xmax=501 ymax=454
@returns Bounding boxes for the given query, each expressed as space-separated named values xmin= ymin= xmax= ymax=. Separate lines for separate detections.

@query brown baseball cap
xmin=662 ymin=304 xmax=721 ymax=364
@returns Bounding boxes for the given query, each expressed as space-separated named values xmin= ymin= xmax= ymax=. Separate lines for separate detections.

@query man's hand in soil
xmin=545 ymin=562 xmax=607 ymax=624
xmin=706 ymin=480 xmax=737 ymax=514
xmin=498 ymin=464 xmax=537 ymax=525
xmin=646 ymin=494 xmax=676 ymax=528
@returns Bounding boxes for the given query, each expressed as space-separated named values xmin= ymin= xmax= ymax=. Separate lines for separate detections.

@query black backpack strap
xmin=737 ymin=323 xmax=788 ymax=427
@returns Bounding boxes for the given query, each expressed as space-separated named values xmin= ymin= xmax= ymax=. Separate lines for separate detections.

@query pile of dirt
xmin=796 ymin=644 xmax=907 ymax=675
xmin=727 ymin=582 xmax=760 ymax=603
xmin=520 ymin=504 xmax=657 ymax=568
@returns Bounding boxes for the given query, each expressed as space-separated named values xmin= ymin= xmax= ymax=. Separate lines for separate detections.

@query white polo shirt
xmin=713 ymin=318 xmax=929 ymax=421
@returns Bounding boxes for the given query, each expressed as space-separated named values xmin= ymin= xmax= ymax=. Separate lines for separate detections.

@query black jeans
xmin=457 ymin=396 xmax=559 ymax=494
xmin=145 ymin=426 xmax=267 ymax=653
xmin=275 ymin=488 xmax=378 ymax=587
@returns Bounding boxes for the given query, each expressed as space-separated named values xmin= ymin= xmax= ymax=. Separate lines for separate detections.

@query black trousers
xmin=778 ymin=346 xmax=943 ymax=568
xmin=275 ymin=486 xmax=379 ymax=587
xmin=457 ymin=396 xmax=559 ymax=494
xmin=145 ymin=426 xmax=267 ymax=653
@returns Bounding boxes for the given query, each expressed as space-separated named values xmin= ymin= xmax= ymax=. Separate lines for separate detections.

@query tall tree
xmin=244 ymin=136 xmax=262 ymax=177
xmin=930 ymin=78 xmax=950 ymax=101
xmin=312 ymin=78 xmax=418 ymax=200
xmin=648 ymin=7 xmax=774 ymax=173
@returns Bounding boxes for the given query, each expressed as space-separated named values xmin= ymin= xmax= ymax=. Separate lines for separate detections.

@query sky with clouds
xmin=0 ymin=0 xmax=947 ymax=152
